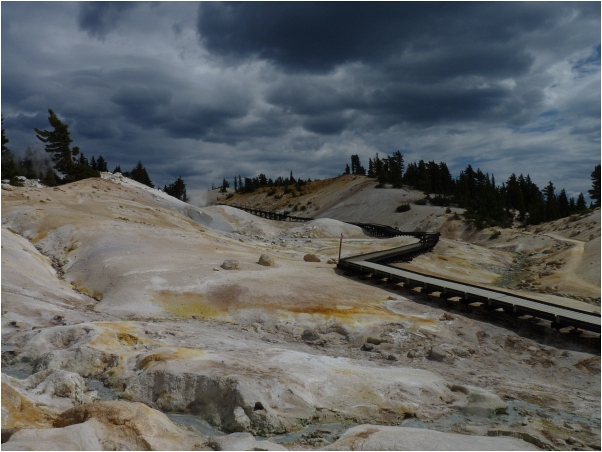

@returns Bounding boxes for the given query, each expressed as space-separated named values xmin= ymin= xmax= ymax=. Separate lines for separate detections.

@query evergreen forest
xmin=2 ymin=110 xmax=600 ymax=227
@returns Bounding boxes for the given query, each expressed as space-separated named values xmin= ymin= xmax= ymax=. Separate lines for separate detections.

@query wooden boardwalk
xmin=339 ymin=239 xmax=601 ymax=334
xmin=222 ymin=204 xmax=600 ymax=333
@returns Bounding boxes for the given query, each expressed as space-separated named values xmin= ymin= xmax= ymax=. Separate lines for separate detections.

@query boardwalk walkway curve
xmin=224 ymin=204 xmax=601 ymax=334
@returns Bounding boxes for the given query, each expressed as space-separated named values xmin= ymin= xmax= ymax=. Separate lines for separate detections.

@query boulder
xmin=221 ymin=260 xmax=239 ymax=270
xmin=427 ymin=345 xmax=454 ymax=363
xmin=2 ymin=418 xmax=104 ymax=451
xmin=258 ymin=254 xmax=275 ymax=267
xmin=52 ymin=401 xmax=206 ymax=450
xmin=208 ymin=432 xmax=287 ymax=451
xmin=18 ymin=369 xmax=98 ymax=406
xmin=303 ymin=254 xmax=321 ymax=262
xmin=361 ymin=342 xmax=375 ymax=352
xmin=301 ymin=329 xmax=324 ymax=345
xmin=228 ymin=406 xmax=251 ymax=432
xmin=452 ymin=385 xmax=508 ymax=417
xmin=1 ymin=381 xmax=56 ymax=430
xmin=324 ymin=425 xmax=538 ymax=450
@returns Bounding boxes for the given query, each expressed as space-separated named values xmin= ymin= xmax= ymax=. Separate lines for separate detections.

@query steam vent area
xmin=2 ymin=173 xmax=600 ymax=451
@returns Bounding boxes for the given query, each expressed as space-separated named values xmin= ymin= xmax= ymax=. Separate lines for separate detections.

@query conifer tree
xmin=1 ymin=116 xmax=18 ymax=180
xmin=96 ymin=155 xmax=108 ymax=172
xmin=220 ymin=178 xmax=229 ymax=192
xmin=2 ymin=115 xmax=9 ymax=154
xmin=558 ymin=189 xmax=569 ymax=218
xmin=130 ymin=161 xmax=154 ymax=188
xmin=576 ymin=193 xmax=587 ymax=211
xmin=589 ymin=164 xmax=600 ymax=207
xmin=164 ymin=176 xmax=188 ymax=201
xmin=78 ymin=152 xmax=89 ymax=166
xmin=34 ymin=109 xmax=77 ymax=175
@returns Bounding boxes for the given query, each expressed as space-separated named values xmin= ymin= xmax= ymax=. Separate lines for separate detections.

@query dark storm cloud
xmin=162 ymin=103 xmax=249 ymax=141
xmin=77 ymin=2 xmax=138 ymax=40
xmin=110 ymin=85 xmax=173 ymax=128
xmin=302 ymin=114 xmax=351 ymax=136
xmin=197 ymin=2 xmax=599 ymax=134
xmin=1 ymin=2 xmax=599 ymax=197
xmin=197 ymin=2 xmax=554 ymax=75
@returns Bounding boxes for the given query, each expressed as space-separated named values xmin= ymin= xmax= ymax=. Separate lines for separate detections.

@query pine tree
xmin=543 ymin=181 xmax=559 ymax=221
xmin=344 ymin=164 xmax=351 ymax=175
xmin=2 ymin=115 xmax=9 ymax=154
xmin=34 ymin=109 xmax=77 ymax=176
xmin=90 ymin=156 xmax=97 ymax=170
xmin=96 ymin=155 xmax=108 ymax=172
xmin=589 ymin=164 xmax=600 ymax=207
xmin=130 ymin=161 xmax=154 ymax=188
xmin=78 ymin=152 xmax=89 ymax=166
xmin=558 ymin=189 xmax=569 ymax=218
xmin=1 ymin=116 xmax=18 ymax=180
xmin=41 ymin=167 xmax=58 ymax=187
xmin=220 ymin=178 xmax=229 ymax=192
xmin=113 ymin=165 xmax=122 ymax=174
xmin=164 ymin=176 xmax=189 ymax=201
xmin=576 ymin=193 xmax=587 ymax=212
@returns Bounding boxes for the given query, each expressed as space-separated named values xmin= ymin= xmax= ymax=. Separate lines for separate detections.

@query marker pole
xmin=338 ymin=233 xmax=344 ymax=262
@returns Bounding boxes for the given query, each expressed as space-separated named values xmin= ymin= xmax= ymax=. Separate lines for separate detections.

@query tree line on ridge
xmin=1 ymin=110 xmax=188 ymax=201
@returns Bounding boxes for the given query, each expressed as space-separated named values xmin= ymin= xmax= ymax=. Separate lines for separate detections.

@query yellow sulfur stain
xmin=153 ymin=290 xmax=224 ymax=319
xmin=137 ymin=348 xmax=206 ymax=370
xmin=31 ymin=230 xmax=49 ymax=244
xmin=89 ymin=322 xmax=154 ymax=348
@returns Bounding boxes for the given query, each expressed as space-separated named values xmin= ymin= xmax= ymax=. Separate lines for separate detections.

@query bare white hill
xmin=1 ymin=174 xmax=600 ymax=450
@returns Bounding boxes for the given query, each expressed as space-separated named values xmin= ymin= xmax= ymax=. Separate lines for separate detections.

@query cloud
xmin=77 ymin=2 xmax=138 ymax=40
xmin=110 ymin=85 xmax=173 ymax=128
xmin=196 ymin=3 xmax=572 ymax=76
xmin=1 ymin=2 xmax=598 ymax=198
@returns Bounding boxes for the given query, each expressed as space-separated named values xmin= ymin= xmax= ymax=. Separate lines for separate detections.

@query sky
xmin=2 ymin=2 xmax=600 ymax=202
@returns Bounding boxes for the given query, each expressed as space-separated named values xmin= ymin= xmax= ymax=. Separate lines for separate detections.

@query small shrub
xmin=300 ymin=205 xmax=307 ymax=211
xmin=445 ymin=207 xmax=452 ymax=214
xmin=267 ymin=189 xmax=277 ymax=196
xmin=489 ymin=230 xmax=501 ymax=240
xmin=9 ymin=176 xmax=24 ymax=187
xmin=414 ymin=198 xmax=428 ymax=206
xmin=430 ymin=195 xmax=451 ymax=207
xmin=474 ymin=219 xmax=486 ymax=230
xmin=396 ymin=204 xmax=411 ymax=213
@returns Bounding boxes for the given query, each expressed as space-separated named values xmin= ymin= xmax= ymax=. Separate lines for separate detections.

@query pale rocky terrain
xmin=1 ymin=173 xmax=600 ymax=450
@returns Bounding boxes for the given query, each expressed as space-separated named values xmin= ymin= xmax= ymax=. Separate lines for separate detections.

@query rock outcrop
xmin=324 ymin=424 xmax=538 ymax=451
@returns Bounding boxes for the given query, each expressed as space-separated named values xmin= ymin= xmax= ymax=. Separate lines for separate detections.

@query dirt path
xmin=541 ymin=232 xmax=601 ymax=298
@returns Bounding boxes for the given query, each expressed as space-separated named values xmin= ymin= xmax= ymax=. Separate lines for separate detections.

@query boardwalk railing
xmin=218 ymin=204 xmax=310 ymax=222
xmin=222 ymin=204 xmax=600 ymax=333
